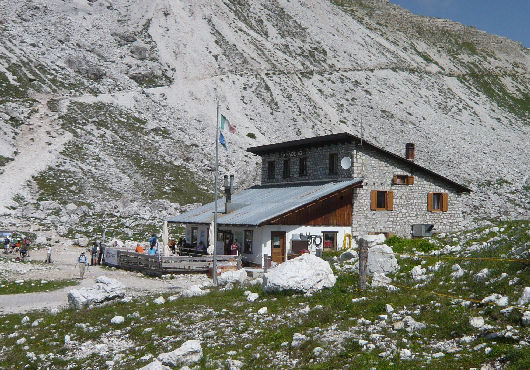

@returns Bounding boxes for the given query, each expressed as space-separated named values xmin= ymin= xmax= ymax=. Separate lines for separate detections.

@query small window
xmin=329 ymin=153 xmax=338 ymax=175
xmin=267 ymin=161 xmax=275 ymax=180
xmin=370 ymin=190 xmax=394 ymax=211
xmin=393 ymin=175 xmax=414 ymax=185
xmin=282 ymin=159 xmax=290 ymax=178
xmin=323 ymin=232 xmax=338 ymax=250
xmin=299 ymin=157 xmax=307 ymax=177
xmin=428 ymin=192 xmax=448 ymax=212
xmin=244 ymin=230 xmax=253 ymax=254
xmin=191 ymin=227 xmax=198 ymax=245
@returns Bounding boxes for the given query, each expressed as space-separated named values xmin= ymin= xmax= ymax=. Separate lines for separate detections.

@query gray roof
xmin=167 ymin=179 xmax=363 ymax=226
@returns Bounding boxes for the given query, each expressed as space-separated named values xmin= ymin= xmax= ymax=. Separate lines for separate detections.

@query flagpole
xmin=213 ymin=102 xmax=220 ymax=285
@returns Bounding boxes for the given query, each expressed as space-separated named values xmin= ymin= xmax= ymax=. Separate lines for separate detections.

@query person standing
xmin=97 ymin=242 xmax=105 ymax=265
xmin=3 ymin=237 xmax=9 ymax=254
xmin=75 ymin=252 xmax=89 ymax=279
xmin=91 ymin=242 xmax=98 ymax=266
xmin=46 ymin=245 xmax=52 ymax=263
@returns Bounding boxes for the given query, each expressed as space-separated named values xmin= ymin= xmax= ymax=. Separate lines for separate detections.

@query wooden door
xmin=271 ymin=231 xmax=286 ymax=264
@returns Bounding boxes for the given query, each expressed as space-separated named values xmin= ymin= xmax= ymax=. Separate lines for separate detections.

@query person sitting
xmin=135 ymin=244 xmax=144 ymax=254
xmin=148 ymin=246 xmax=156 ymax=255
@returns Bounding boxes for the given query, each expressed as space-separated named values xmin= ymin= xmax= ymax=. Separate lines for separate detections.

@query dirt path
xmin=0 ymin=93 xmax=71 ymax=213
xmin=0 ymin=245 xmax=212 ymax=315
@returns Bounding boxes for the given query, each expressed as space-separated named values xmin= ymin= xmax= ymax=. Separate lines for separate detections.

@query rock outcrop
xmin=262 ymin=254 xmax=336 ymax=293
xmin=67 ymin=276 xmax=125 ymax=309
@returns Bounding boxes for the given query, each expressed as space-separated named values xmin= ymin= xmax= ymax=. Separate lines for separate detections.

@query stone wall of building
xmin=260 ymin=143 xmax=354 ymax=184
xmin=351 ymin=143 xmax=465 ymax=237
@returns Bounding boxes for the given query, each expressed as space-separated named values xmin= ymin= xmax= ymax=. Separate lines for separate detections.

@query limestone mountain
xmin=0 ymin=0 xmax=528 ymax=239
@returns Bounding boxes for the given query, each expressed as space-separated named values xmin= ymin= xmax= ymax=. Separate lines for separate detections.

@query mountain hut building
xmin=167 ymin=133 xmax=471 ymax=267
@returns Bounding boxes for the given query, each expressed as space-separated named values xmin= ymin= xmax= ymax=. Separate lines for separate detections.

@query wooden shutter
xmin=442 ymin=193 xmax=449 ymax=212
xmin=370 ymin=190 xmax=377 ymax=210
xmin=392 ymin=175 xmax=398 ymax=184
xmin=427 ymin=192 xmax=433 ymax=212
xmin=407 ymin=176 xmax=414 ymax=185
xmin=386 ymin=191 xmax=394 ymax=210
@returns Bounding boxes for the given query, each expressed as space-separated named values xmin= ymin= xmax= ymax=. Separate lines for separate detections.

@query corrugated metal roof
xmin=167 ymin=179 xmax=363 ymax=226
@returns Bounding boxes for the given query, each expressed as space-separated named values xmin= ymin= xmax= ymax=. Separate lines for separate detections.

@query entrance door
xmin=271 ymin=231 xmax=286 ymax=264
xmin=221 ymin=231 xmax=233 ymax=255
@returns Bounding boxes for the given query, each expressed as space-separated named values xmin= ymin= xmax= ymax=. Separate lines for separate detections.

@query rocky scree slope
xmin=0 ymin=0 xmax=528 ymax=238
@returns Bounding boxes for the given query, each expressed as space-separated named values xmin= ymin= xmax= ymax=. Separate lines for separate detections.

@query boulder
xmin=67 ymin=276 xmax=125 ymax=309
xmin=469 ymin=317 xmax=485 ymax=328
xmin=411 ymin=265 xmax=427 ymax=281
xmin=217 ymin=269 xmax=247 ymax=286
xmin=339 ymin=250 xmax=357 ymax=262
xmin=257 ymin=307 xmax=268 ymax=315
xmin=522 ymin=311 xmax=530 ymax=326
xmin=180 ymin=285 xmax=207 ymax=298
xmin=371 ymin=273 xmax=392 ymax=288
xmin=365 ymin=244 xmax=399 ymax=275
xmin=110 ymin=316 xmax=124 ymax=325
xmin=158 ymin=340 xmax=203 ymax=367
xmin=246 ymin=293 xmax=259 ymax=302
xmin=517 ymin=287 xmax=530 ymax=306
xmin=262 ymin=254 xmax=336 ymax=293
xmin=474 ymin=268 xmax=489 ymax=282
xmin=154 ymin=296 xmax=165 ymax=305
xmin=450 ymin=264 xmax=465 ymax=279
xmin=291 ymin=333 xmax=308 ymax=348
xmin=482 ymin=293 xmax=509 ymax=307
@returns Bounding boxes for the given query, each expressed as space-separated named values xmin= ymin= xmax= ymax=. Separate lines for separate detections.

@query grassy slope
xmin=0 ymin=221 xmax=528 ymax=369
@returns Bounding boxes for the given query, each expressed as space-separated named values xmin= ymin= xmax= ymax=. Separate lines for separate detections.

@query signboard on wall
xmin=104 ymin=248 xmax=119 ymax=266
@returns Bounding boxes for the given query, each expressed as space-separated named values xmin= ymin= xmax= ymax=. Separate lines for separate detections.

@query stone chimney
xmin=405 ymin=143 xmax=415 ymax=161
xmin=224 ymin=174 xmax=234 ymax=213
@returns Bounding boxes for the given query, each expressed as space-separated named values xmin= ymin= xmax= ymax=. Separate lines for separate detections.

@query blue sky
xmin=389 ymin=0 xmax=529 ymax=48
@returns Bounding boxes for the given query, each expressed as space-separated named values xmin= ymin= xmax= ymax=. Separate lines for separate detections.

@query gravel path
xmin=0 ymin=245 xmax=212 ymax=314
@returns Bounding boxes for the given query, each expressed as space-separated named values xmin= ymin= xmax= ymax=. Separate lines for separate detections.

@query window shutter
xmin=427 ymin=192 xmax=433 ymax=212
xmin=442 ymin=193 xmax=449 ymax=212
xmin=370 ymin=190 xmax=377 ymax=210
xmin=392 ymin=175 xmax=398 ymax=184
xmin=407 ymin=176 xmax=414 ymax=185
xmin=386 ymin=191 xmax=394 ymax=210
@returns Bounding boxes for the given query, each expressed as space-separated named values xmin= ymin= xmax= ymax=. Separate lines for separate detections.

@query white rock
xmin=522 ymin=311 xmax=530 ymax=326
xmin=517 ymin=287 xmax=530 ymax=305
xmin=257 ymin=307 xmax=268 ymax=315
xmin=21 ymin=316 xmax=30 ymax=324
xmin=243 ymin=290 xmax=251 ymax=296
xmin=64 ymin=335 xmax=71 ymax=344
xmin=167 ymin=295 xmax=179 ymax=302
xmin=313 ymin=347 xmax=325 ymax=356
xmin=154 ymin=296 xmax=165 ymax=305
xmin=400 ymin=348 xmax=412 ymax=359
xmin=352 ymin=297 xmax=367 ymax=303
xmin=139 ymin=360 xmax=171 ymax=370
xmin=469 ymin=317 xmax=485 ymax=328
xmin=262 ymin=254 xmax=336 ymax=293
xmin=371 ymin=272 xmax=392 ymax=288
xmin=482 ymin=293 xmax=509 ymax=307
xmin=158 ymin=340 xmax=202 ymax=367
xmin=111 ymin=316 xmax=124 ymax=325
xmin=181 ymin=285 xmax=207 ymax=298
xmin=16 ymin=338 xmax=26 ymax=345
xmin=450 ymin=264 xmax=465 ymax=279
xmin=217 ymin=269 xmax=247 ymax=286
xmin=365 ymin=244 xmax=399 ymax=275
xmin=226 ymin=359 xmax=244 ymax=370
xmin=246 ymin=293 xmax=259 ymax=302
xmin=291 ymin=333 xmax=308 ymax=348
xmin=411 ymin=265 xmax=427 ymax=281
xmin=432 ymin=352 xmax=445 ymax=358
xmin=402 ymin=316 xmax=426 ymax=333
xmin=68 ymin=276 xmax=125 ymax=309
xmin=385 ymin=304 xmax=394 ymax=313
xmin=474 ymin=268 xmax=489 ymax=282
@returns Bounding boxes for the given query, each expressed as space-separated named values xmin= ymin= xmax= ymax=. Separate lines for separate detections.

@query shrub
xmin=246 ymin=132 xmax=256 ymax=139
xmin=386 ymin=236 xmax=437 ymax=254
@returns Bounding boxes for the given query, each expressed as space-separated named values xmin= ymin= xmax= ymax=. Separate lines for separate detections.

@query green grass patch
xmin=386 ymin=235 xmax=438 ymax=254
xmin=0 ymin=279 xmax=78 ymax=295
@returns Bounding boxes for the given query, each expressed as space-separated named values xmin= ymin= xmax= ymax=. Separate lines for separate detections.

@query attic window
xmin=393 ymin=175 xmax=414 ymax=185
xmin=329 ymin=153 xmax=338 ymax=175
xmin=370 ymin=190 xmax=394 ymax=211
xmin=299 ymin=157 xmax=307 ymax=177
xmin=282 ymin=159 xmax=290 ymax=178
xmin=267 ymin=161 xmax=275 ymax=180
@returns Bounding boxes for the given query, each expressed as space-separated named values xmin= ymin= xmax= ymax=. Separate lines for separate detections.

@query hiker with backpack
xmin=75 ymin=252 xmax=89 ymax=279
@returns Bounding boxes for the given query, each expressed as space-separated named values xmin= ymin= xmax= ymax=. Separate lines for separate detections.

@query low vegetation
xmin=0 ymin=221 xmax=528 ymax=368
xmin=0 ymin=279 xmax=78 ymax=295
